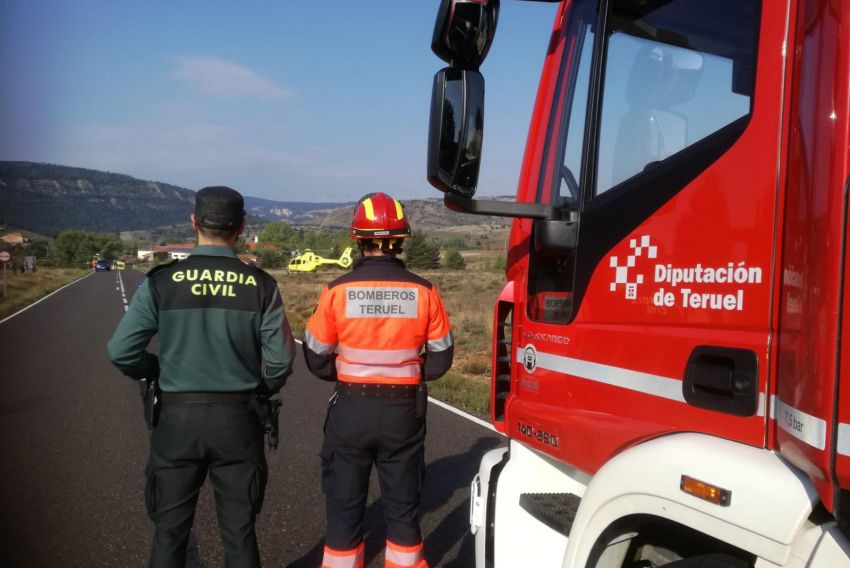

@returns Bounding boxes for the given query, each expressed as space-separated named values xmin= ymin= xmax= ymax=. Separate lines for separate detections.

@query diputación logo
xmin=608 ymin=235 xmax=764 ymax=312
xmin=609 ymin=235 xmax=657 ymax=300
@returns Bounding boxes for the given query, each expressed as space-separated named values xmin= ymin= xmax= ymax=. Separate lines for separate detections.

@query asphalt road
xmin=0 ymin=269 xmax=504 ymax=567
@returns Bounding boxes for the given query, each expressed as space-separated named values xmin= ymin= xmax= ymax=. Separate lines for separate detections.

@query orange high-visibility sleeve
xmin=425 ymin=287 xmax=452 ymax=351
xmin=305 ymin=285 xmax=338 ymax=351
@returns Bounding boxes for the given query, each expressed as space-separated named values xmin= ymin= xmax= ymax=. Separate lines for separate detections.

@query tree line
xmin=49 ymin=230 xmax=125 ymax=267
xmin=41 ymin=223 xmax=468 ymax=271
xmin=256 ymin=222 xmax=465 ymax=270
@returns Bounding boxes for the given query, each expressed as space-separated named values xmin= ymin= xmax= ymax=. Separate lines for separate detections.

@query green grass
xmin=428 ymin=372 xmax=492 ymax=419
xmin=0 ymin=267 xmax=89 ymax=319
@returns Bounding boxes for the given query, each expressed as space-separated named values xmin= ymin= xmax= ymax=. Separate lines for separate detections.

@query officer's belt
xmin=161 ymin=392 xmax=253 ymax=404
xmin=336 ymin=382 xmax=418 ymax=399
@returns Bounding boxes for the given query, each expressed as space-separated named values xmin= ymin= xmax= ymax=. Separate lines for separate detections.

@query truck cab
xmin=427 ymin=0 xmax=850 ymax=566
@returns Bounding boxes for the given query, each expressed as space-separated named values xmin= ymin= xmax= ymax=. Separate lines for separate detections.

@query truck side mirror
xmin=427 ymin=68 xmax=485 ymax=197
xmin=432 ymin=0 xmax=500 ymax=69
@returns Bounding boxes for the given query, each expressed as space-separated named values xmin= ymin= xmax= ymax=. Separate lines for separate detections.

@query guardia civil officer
xmin=108 ymin=186 xmax=296 ymax=568
xmin=304 ymin=193 xmax=453 ymax=568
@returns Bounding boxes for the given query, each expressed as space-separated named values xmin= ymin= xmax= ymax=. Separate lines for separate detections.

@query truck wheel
xmin=662 ymin=553 xmax=750 ymax=568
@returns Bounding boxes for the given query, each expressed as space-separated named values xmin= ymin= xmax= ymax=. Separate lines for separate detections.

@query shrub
xmin=404 ymin=232 xmax=440 ymax=269
xmin=443 ymin=248 xmax=466 ymax=270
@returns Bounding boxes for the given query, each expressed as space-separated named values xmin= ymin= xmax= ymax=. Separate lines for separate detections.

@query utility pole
xmin=0 ymin=250 xmax=10 ymax=298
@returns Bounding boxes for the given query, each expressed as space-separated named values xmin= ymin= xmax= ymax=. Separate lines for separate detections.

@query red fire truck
xmin=427 ymin=0 xmax=850 ymax=566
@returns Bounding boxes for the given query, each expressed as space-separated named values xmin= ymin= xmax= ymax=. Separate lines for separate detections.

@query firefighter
xmin=304 ymin=193 xmax=453 ymax=568
xmin=107 ymin=186 xmax=296 ymax=568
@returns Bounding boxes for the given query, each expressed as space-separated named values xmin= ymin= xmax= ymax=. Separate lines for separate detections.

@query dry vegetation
xmin=271 ymin=261 xmax=506 ymax=418
xmin=0 ymin=267 xmax=89 ymax=319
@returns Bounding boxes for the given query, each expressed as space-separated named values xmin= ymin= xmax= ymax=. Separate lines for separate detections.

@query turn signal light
xmin=680 ymin=475 xmax=731 ymax=507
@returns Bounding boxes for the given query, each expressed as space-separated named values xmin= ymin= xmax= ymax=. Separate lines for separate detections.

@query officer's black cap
xmin=194 ymin=186 xmax=245 ymax=230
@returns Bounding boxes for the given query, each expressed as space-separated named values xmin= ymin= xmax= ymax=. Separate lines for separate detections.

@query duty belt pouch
xmin=268 ymin=398 xmax=282 ymax=450
xmin=415 ymin=383 xmax=428 ymax=418
xmin=139 ymin=378 xmax=161 ymax=430
xmin=250 ymin=396 xmax=283 ymax=450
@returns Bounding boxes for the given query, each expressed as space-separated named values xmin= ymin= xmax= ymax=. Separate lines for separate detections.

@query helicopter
xmin=287 ymin=246 xmax=353 ymax=273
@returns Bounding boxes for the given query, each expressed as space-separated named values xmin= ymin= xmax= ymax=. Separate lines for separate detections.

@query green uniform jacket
xmin=108 ymin=245 xmax=296 ymax=394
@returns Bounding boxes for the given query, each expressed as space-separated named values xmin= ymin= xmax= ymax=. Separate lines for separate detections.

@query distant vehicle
xmin=114 ymin=260 xmax=126 ymax=270
xmin=287 ymin=247 xmax=353 ymax=273
xmin=95 ymin=259 xmax=110 ymax=272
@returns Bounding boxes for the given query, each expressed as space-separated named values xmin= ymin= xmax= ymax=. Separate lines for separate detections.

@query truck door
xmin=775 ymin=0 xmax=850 ymax=519
xmin=510 ymin=0 xmax=788 ymax=472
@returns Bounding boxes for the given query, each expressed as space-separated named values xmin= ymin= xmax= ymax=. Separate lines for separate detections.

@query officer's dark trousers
xmin=146 ymin=402 xmax=267 ymax=568
xmin=321 ymin=393 xmax=426 ymax=550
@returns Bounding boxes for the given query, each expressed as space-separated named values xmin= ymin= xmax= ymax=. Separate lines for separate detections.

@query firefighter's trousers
xmin=145 ymin=402 xmax=268 ymax=568
xmin=320 ymin=390 xmax=426 ymax=551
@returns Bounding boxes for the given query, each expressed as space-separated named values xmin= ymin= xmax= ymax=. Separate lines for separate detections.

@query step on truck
xmin=425 ymin=0 xmax=850 ymax=566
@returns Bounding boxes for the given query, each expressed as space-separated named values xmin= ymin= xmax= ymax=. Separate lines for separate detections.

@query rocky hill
xmin=0 ymin=162 xmax=195 ymax=235
xmin=0 ymin=161 xmax=513 ymax=236
xmin=309 ymin=195 xmax=513 ymax=232
xmin=243 ymin=195 xmax=353 ymax=223
xmin=0 ymin=162 xmax=356 ymax=235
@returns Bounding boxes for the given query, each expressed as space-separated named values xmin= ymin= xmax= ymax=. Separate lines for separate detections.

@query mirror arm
xmin=444 ymin=193 xmax=561 ymax=220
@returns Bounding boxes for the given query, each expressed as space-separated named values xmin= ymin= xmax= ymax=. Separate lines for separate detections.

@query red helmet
xmin=350 ymin=193 xmax=411 ymax=240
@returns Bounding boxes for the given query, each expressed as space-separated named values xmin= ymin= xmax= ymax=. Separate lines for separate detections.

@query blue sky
xmin=0 ymin=1 xmax=558 ymax=202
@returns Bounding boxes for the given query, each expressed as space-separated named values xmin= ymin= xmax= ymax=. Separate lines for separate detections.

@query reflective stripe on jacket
xmin=304 ymin=255 xmax=453 ymax=385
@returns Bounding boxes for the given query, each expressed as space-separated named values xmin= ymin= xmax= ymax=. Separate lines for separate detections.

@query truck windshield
xmin=528 ymin=0 xmax=759 ymax=324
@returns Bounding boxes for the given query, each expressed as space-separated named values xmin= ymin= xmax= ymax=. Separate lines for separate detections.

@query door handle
xmin=683 ymin=346 xmax=758 ymax=417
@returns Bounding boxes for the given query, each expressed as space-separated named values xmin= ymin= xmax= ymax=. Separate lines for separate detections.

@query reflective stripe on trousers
xmin=385 ymin=540 xmax=427 ymax=568
xmin=322 ymin=543 xmax=365 ymax=568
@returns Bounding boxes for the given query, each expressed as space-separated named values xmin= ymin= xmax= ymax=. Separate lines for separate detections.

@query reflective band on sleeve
xmin=427 ymin=332 xmax=453 ymax=352
xmin=385 ymin=541 xmax=424 ymax=567
xmin=304 ymin=329 xmax=337 ymax=355
xmin=322 ymin=544 xmax=365 ymax=568
xmin=337 ymin=361 xmax=420 ymax=379
xmin=337 ymin=344 xmax=421 ymax=364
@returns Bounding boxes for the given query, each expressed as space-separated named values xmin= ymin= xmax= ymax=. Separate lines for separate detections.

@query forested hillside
xmin=0 ymin=161 xmax=511 ymax=236
xmin=0 ymin=162 xmax=195 ymax=235
xmin=0 ymin=162 xmax=356 ymax=236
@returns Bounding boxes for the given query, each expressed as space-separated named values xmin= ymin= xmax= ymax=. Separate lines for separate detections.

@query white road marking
xmin=427 ymin=396 xmax=498 ymax=433
xmin=0 ymin=272 xmax=95 ymax=326
xmin=118 ymin=270 xmax=128 ymax=312
xmin=293 ymin=338 xmax=500 ymax=434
